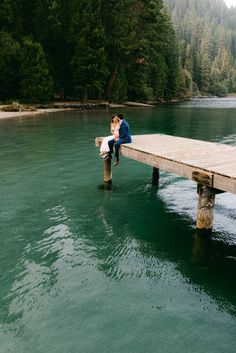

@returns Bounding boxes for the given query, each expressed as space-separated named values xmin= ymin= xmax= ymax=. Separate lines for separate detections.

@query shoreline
xmin=1 ymin=96 xmax=235 ymax=121
xmin=0 ymin=108 xmax=72 ymax=121
xmin=0 ymin=101 xmax=156 ymax=121
xmin=0 ymin=101 xmax=129 ymax=121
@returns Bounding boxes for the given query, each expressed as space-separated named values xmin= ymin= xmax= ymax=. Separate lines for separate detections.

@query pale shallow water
xmin=0 ymin=99 xmax=236 ymax=353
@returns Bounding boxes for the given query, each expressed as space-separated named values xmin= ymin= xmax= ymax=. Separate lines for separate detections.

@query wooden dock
xmin=95 ymin=134 xmax=236 ymax=233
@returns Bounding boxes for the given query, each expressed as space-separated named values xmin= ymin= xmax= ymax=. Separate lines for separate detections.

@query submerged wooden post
xmin=104 ymin=158 xmax=112 ymax=187
xmin=196 ymin=184 xmax=216 ymax=234
xmin=152 ymin=167 xmax=160 ymax=185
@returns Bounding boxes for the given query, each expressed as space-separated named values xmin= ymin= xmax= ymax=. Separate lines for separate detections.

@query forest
xmin=164 ymin=0 xmax=236 ymax=97
xmin=0 ymin=0 xmax=179 ymax=103
xmin=0 ymin=0 xmax=236 ymax=103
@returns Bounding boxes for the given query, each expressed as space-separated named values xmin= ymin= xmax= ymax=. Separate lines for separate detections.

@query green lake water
xmin=0 ymin=98 xmax=236 ymax=353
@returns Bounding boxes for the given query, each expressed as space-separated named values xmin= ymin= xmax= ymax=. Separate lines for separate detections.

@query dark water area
xmin=0 ymin=98 xmax=236 ymax=353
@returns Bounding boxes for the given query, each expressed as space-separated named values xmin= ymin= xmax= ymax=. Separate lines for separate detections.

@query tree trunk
xmin=82 ymin=87 xmax=88 ymax=103
xmin=105 ymin=59 xmax=120 ymax=99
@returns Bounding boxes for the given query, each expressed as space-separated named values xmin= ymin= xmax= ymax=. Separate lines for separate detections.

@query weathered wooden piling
xmin=196 ymin=184 xmax=216 ymax=233
xmin=104 ymin=158 xmax=112 ymax=187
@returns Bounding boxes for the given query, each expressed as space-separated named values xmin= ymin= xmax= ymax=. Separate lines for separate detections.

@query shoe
xmin=104 ymin=154 xmax=112 ymax=160
xmin=101 ymin=153 xmax=108 ymax=159
xmin=100 ymin=151 xmax=108 ymax=157
xmin=114 ymin=160 xmax=119 ymax=166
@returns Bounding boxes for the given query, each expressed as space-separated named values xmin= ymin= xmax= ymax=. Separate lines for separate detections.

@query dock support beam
xmin=152 ymin=167 xmax=160 ymax=185
xmin=104 ymin=158 xmax=112 ymax=188
xmin=196 ymin=184 xmax=216 ymax=234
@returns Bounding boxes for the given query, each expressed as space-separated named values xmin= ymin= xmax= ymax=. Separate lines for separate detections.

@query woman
xmin=99 ymin=116 xmax=120 ymax=159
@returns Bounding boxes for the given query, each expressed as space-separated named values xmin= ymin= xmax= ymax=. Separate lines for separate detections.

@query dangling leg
xmin=108 ymin=138 xmax=115 ymax=159
xmin=100 ymin=136 xmax=113 ymax=157
xmin=114 ymin=140 xmax=123 ymax=166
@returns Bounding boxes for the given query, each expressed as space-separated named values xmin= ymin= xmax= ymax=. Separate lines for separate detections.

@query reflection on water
xmin=179 ymin=96 xmax=236 ymax=109
xmin=0 ymin=101 xmax=236 ymax=353
xmin=192 ymin=233 xmax=212 ymax=266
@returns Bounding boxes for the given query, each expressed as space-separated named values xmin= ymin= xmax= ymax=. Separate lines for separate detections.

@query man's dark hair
xmin=116 ymin=113 xmax=124 ymax=120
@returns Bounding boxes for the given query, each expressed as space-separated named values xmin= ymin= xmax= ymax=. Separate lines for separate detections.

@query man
xmin=108 ymin=113 xmax=132 ymax=166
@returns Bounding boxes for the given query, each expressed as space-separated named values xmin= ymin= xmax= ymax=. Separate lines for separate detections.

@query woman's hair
xmin=111 ymin=114 xmax=122 ymax=123
xmin=112 ymin=115 xmax=120 ymax=124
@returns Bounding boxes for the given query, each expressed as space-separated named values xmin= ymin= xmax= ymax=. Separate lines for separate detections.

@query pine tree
xmin=71 ymin=0 xmax=108 ymax=101
xmin=20 ymin=37 xmax=53 ymax=102
xmin=162 ymin=6 xmax=180 ymax=99
xmin=0 ymin=31 xmax=21 ymax=101
xmin=164 ymin=0 xmax=236 ymax=96
xmin=102 ymin=0 xmax=135 ymax=99
xmin=0 ymin=0 xmax=36 ymax=39
xmin=200 ymin=53 xmax=211 ymax=92
xmin=126 ymin=0 xmax=179 ymax=101
xmin=34 ymin=0 xmax=73 ymax=98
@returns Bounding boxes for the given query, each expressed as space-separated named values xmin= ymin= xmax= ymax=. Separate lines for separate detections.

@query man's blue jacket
xmin=119 ymin=119 xmax=132 ymax=143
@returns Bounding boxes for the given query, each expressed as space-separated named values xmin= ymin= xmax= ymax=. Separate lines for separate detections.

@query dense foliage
xmin=164 ymin=0 xmax=236 ymax=97
xmin=0 ymin=0 xmax=179 ymax=103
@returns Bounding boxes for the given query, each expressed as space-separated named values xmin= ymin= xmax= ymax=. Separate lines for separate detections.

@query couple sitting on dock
xmin=99 ymin=113 xmax=132 ymax=166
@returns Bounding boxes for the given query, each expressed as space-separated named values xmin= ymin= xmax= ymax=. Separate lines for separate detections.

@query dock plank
xmin=95 ymin=134 xmax=236 ymax=194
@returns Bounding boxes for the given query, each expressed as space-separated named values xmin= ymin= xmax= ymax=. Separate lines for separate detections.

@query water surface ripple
xmin=0 ymin=101 xmax=236 ymax=353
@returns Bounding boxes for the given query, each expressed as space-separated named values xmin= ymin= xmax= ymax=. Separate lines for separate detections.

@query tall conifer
xmin=71 ymin=0 xmax=108 ymax=101
xmin=20 ymin=37 xmax=53 ymax=102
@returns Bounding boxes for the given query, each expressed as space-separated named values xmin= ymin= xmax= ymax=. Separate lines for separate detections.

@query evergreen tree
xmin=125 ymin=0 xmax=154 ymax=101
xmin=102 ymin=0 xmax=135 ymax=99
xmin=164 ymin=0 xmax=236 ymax=96
xmin=0 ymin=31 xmax=21 ymax=101
xmin=126 ymin=0 xmax=179 ymax=101
xmin=0 ymin=0 xmax=36 ymax=39
xmin=200 ymin=53 xmax=211 ymax=92
xmin=162 ymin=6 xmax=179 ymax=99
xmin=71 ymin=0 xmax=108 ymax=101
xmin=179 ymin=67 xmax=193 ymax=97
xmin=34 ymin=0 xmax=73 ymax=98
xmin=20 ymin=37 xmax=53 ymax=102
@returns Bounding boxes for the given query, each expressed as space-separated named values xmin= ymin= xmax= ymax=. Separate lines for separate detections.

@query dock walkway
xmin=95 ymin=134 xmax=236 ymax=233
